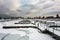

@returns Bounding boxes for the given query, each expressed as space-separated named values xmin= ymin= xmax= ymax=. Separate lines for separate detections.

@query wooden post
xmin=53 ymin=28 xmax=55 ymax=33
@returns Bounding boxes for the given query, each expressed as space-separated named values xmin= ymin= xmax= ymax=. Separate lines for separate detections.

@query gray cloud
xmin=0 ymin=0 xmax=60 ymax=17
xmin=41 ymin=10 xmax=60 ymax=17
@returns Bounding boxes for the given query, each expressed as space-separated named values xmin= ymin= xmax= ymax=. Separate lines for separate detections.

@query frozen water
xmin=0 ymin=19 xmax=55 ymax=40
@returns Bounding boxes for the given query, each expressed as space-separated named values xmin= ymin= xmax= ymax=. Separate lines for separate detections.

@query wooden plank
xmin=3 ymin=26 xmax=36 ymax=29
xmin=49 ymin=25 xmax=60 ymax=27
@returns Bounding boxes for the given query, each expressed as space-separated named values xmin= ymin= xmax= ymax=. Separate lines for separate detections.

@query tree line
xmin=0 ymin=14 xmax=60 ymax=19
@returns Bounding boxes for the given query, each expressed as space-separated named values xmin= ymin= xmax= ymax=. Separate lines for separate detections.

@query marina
xmin=0 ymin=19 xmax=60 ymax=40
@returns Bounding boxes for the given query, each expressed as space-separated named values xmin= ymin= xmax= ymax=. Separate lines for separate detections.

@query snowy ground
xmin=0 ymin=19 xmax=56 ymax=40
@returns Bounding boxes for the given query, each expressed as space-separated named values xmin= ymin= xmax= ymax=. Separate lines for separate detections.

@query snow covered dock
xmin=0 ymin=19 xmax=56 ymax=40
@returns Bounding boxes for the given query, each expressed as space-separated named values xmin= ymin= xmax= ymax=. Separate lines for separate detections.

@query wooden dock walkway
xmin=3 ymin=26 xmax=42 ymax=32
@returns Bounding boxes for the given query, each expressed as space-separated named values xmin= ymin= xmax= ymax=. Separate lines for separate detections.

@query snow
xmin=1 ymin=20 xmax=35 ymax=27
xmin=0 ymin=19 xmax=55 ymax=40
xmin=46 ymin=21 xmax=60 ymax=37
xmin=49 ymin=28 xmax=60 ymax=36
xmin=54 ymin=29 xmax=60 ymax=36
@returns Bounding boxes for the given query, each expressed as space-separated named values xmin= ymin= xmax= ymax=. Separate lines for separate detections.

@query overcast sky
xmin=0 ymin=0 xmax=60 ymax=17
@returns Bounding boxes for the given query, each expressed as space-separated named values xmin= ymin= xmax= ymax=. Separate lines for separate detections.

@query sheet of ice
xmin=0 ymin=33 xmax=6 ymax=40
xmin=27 ymin=28 xmax=55 ymax=40
xmin=0 ymin=29 xmax=26 ymax=36
xmin=0 ymin=20 xmax=55 ymax=40
xmin=28 ymin=33 xmax=55 ymax=40
xmin=0 ymin=28 xmax=55 ymax=40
